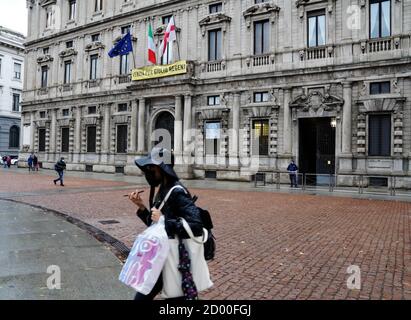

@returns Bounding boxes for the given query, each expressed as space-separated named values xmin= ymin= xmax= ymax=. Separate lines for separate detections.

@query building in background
xmin=0 ymin=26 xmax=25 ymax=158
xmin=21 ymin=0 xmax=411 ymax=188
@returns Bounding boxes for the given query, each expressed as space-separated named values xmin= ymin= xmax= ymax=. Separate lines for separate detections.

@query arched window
xmin=9 ymin=126 xmax=20 ymax=149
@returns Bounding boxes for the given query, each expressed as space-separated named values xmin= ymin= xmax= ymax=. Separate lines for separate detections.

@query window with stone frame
xmin=208 ymin=96 xmax=221 ymax=106
xmin=91 ymin=34 xmax=100 ymax=42
xmin=9 ymin=126 xmax=19 ymax=149
xmin=118 ymin=103 xmax=128 ymax=112
xmin=41 ymin=66 xmax=48 ymax=88
xmin=209 ymin=3 xmax=222 ymax=14
xmin=87 ymin=126 xmax=97 ymax=153
xmin=255 ymin=0 xmax=267 ymax=3
xmin=14 ymin=63 xmax=22 ymax=80
xmin=254 ymin=20 xmax=270 ymax=55
xmin=205 ymin=121 xmax=221 ymax=156
xmin=95 ymin=0 xmax=103 ymax=12
xmin=254 ymin=92 xmax=269 ymax=103
xmin=12 ymin=94 xmax=20 ymax=112
xmin=88 ymin=106 xmax=97 ymax=114
xmin=208 ymin=29 xmax=222 ymax=61
xmin=370 ymin=0 xmax=391 ymax=39
xmin=69 ymin=0 xmax=76 ymax=21
xmin=252 ymin=119 xmax=269 ymax=156
xmin=307 ymin=9 xmax=326 ymax=47
xmin=62 ymin=109 xmax=70 ymax=117
xmin=90 ymin=54 xmax=98 ymax=80
xmin=38 ymin=128 xmax=46 ymax=152
xmin=119 ymin=54 xmax=130 ymax=75
xmin=116 ymin=125 xmax=128 ymax=153
xmin=370 ymin=81 xmax=391 ymax=95
xmin=46 ymin=9 xmax=53 ymax=29
xmin=368 ymin=114 xmax=391 ymax=156
xmin=61 ymin=127 xmax=70 ymax=152
xmin=64 ymin=61 xmax=72 ymax=84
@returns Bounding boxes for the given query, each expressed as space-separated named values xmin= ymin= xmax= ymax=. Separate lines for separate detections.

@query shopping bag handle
xmin=159 ymin=185 xmax=208 ymax=244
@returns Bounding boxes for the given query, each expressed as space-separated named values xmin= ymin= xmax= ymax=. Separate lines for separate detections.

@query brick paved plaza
xmin=0 ymin=168 xmax=410 ymax=300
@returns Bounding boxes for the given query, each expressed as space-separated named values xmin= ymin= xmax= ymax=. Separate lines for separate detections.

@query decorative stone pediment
xmin=37 ymin=55 xmax=53 ymax=64
xmin=243 ymin=2 xmax=280 ymax=28
xmin=242 ymin=106 xmax=278 ymax=118
xmin=296 ymin=0 xmax=336 ymax=19
xmin=113 ymin=35 xmax=137 ymax=44
xmin=112 ymin=114 xmax=130 ymax=124
xmin=199 ymin=13 xmax=232 ymax=36
xmin=40 ymin=0 xmax=56 ymax=8
xmin=154 ymin=25 xmax=181 ymax=37
xmin=358 ymin=98 xmax=406 ymax=113
xmin=198 ymin=108 xmax=229 ymax=121
xmin=85 ymin=42 xmax=105 ymax=52
xmin=59 ymin=48 xmax=77 ymax=58
xmin=290 ymin=90 xmax=343 ymax=118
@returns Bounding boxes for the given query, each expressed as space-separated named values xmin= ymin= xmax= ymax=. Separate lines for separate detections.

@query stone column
xmin=129 ymin=101 xmax=138 ymax=153
xmin=30 ymin=112 xmax=35 ymax=152
xmin=174 ymin=95 xmax=183 ymax=156
xmin=137 ymin=98 xmax=146 ymax=153
xmin=102 ymin=104 xmax=111 ymax=154
xmin=283 ymin=88 xmax=292 ymax=155
xmin=74 ymin=106 xmax=82 ymax=162
xmin=342 ymin=82 xmax=352 ymax=155
xmin=183 ymin=95 xmax=192 ymax=153
xmin=230 ymin=93 xmax=241 ymax=167
xmin=49 ymin=109 xmax=57 ymax=159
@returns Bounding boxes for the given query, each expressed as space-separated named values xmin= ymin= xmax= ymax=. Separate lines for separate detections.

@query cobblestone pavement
xmin=1 ymin=168 xmax=410 ymax=300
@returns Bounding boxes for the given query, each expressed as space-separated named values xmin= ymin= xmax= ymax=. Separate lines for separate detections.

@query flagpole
xmin=174 ymin=15 xmax=181 ymax=61
xmin=131 ymin=32 xmax=136 ymax=70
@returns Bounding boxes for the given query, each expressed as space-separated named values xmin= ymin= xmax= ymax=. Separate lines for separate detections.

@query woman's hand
xmin=150 ymin=208 xmax=163 ymax=223
xmin=129 ymin=190 xmax=146 ymax=211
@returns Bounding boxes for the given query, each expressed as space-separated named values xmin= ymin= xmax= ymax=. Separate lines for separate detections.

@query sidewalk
xmin=0 ymin=200 xmax=134 ymax=300
xmin=5 ymin=166 xmax=411 ymax=202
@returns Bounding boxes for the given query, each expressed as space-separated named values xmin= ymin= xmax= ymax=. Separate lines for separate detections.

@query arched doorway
xmin=153 ymin=111 xmax=174 ymax=150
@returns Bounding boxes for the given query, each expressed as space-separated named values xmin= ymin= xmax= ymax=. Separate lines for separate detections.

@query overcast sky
xmin=0 ymin=0 xmax=28 ymax=36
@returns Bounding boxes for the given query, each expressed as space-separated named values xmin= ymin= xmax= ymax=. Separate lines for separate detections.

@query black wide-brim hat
xmin=135 ymin=147 xmax=179 ymax=180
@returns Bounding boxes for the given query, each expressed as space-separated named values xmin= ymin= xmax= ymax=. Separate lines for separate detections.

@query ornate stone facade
xmin=21 ymin=0 xmax=411 ymax=186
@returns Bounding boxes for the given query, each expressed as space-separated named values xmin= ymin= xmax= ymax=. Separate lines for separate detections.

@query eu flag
xmin=108 ymin=32 xmax=133 ymax=58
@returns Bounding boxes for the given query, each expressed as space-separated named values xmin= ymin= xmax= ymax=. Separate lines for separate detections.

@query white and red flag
xmin=159 ymin=16 xmax=176 ymax=63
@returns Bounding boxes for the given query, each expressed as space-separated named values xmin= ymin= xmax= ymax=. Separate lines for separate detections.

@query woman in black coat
xmin=128 ymin=148 xmax=203 ymax=300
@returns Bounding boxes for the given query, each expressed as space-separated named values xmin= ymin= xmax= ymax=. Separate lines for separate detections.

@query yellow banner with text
xmin=132 ymin=60 xmax=187 ymax=81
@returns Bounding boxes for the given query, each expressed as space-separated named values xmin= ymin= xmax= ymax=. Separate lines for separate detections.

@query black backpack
xmin=192 ymin=195 xmax=216 ymax=261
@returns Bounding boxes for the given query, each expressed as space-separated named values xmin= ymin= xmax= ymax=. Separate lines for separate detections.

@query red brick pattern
xmin=2 ymin=170 xmax=410 ymax=300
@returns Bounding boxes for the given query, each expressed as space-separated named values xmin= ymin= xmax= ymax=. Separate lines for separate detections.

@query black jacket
xmin=55 ymin=160 xmax=66 ymax=172
xmin=137 ymin=182 xmax=203 ymax=239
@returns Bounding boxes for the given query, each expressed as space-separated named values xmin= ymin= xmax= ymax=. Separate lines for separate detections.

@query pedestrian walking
xmin=128 ymin=147 xmax=212 ymax=301
xmin=53 ymin=157 xmax=66 ymax=186
xmin=2 ymin=156 xmax=7 ymax=168
xmin=33 ymin=154 xmax=39 ymax=172
xmin=27 ymin=154 xmax=34 ymax=172
xmin=6 ymin=156 xmax=11 ymax=169
xmin=287 ymin=159 xmax=299 ymax=188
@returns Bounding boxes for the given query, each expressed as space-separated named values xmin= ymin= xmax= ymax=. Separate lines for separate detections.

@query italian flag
xmin=148 ymin=23 xmax=157 ymax=64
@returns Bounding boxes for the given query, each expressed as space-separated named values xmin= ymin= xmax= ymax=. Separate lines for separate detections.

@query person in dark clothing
xmin=128 ymin=147 xmax=203 ymax=301
xmin=28 ymin=154 xmax=34 ymax=172
xmin=287 ymin=160 xmax=299 ymax=188
xmin=53 ymin=157 xmax=66 ymax=186
xmin=33 ymin=154 xmax=39 ymax=171
xmin=6 ymin=156 xmax=11 ymax=168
